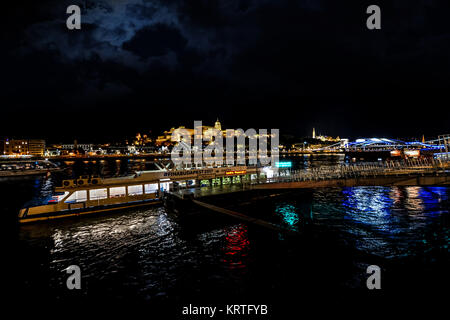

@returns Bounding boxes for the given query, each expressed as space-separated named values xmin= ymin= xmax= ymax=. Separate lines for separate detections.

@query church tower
xmin=312 ymin=127 xmax=316 ymax=139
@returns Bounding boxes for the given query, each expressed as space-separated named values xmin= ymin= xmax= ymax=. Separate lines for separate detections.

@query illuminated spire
xmin=312 ymin=127 xmax=316 ymax=139
xmin=422 ymin=135 xmax=425 ymax=143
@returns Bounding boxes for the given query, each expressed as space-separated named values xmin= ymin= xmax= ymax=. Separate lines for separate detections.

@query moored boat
xmin=18 ymin=166 xmax=259 ymax=223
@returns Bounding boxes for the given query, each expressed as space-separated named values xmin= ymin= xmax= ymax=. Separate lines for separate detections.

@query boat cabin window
xmin=55 ymin=192 xmax=70 ymax=202
xmin=89 ymin=188 xmax=107 ymax=200
xmin=177 ymin=181 xmax=187 ymax=188
xmin=64 ymin=190 xmax=87 ymax=203
xmin=128 ymin=185 xmax=143 ymax=196
xmin=47 ymin=192 xmax=70 ymax=204
xmin=144 ymin=183 xmax=158 ymax=194
xmin=110 ymin=186 xmax=126 ymax=198
xmin=160 ymin=182 xmax=171 ymax=192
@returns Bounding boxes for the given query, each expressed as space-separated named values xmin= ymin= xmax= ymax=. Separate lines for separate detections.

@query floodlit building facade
xmin=0 ymin=139 xmax=45 ymax=156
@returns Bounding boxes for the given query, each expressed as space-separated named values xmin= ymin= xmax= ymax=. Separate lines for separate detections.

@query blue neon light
xmin=276 ymin=161 xmax=292 ymax=168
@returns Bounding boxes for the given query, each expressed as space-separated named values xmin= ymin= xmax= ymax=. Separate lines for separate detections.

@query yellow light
xmin=225 ymin=170 xmax=246 ymax=175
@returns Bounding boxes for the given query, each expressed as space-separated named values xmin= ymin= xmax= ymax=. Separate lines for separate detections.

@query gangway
xmin=192 ymin=199 xmax=298 ymax=235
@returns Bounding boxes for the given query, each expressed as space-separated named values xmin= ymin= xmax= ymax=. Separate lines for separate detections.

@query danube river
xmin=2 ymin=155 xmax=449 ymax=312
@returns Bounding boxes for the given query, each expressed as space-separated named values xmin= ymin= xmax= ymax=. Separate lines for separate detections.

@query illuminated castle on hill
xmin=312 ymin=127 xmax=340 ymax=142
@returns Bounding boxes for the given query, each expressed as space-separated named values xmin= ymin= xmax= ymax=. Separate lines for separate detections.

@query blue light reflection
xmin=339 ymin=186 xmax=449 ymax=257
xmin=275 ymin=204 xmax=299 ymax=230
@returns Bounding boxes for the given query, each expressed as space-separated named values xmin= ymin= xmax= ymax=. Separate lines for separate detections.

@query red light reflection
xmin=222 ymin=224 xmax=250 ymax=269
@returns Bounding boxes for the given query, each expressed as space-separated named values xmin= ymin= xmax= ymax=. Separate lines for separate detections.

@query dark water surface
xmin=2 ymin=156 xmax=449 ymax=314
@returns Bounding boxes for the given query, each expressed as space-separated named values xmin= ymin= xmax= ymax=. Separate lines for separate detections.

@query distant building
xmin=316 ymin=135 xmax=340 ymax=143
xmin=156 ymin=126 xmax=194 ymax=146
xmin=0 ymin=138 xmax=45 ymax=156
xmin=156 ymin=119 xmax=224 ymax=147
xmin=155 ymin=118 xmax=276 ymax=152
xmin=28 ymin=139 xmax=46 ymax=156
xmin=133 ymin=133 xmax=153 ymax=147
xmin=312 ymin=128 xmax=340 ymax=143
xmin=61 ymin=143 xmax=93 ymax=152
xmin=1 ymin=139 xmax=27 ymax=155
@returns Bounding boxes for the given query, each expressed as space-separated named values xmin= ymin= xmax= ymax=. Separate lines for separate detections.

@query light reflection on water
xmin=4 ymin=155 xmax=447 ymax=302
xmin=342 ymin=187 xmax=394 ymax=232
xmin=19 ymin=206 xmax=254 ymax=299
xmin=314 ymin=186 xmax=450 ymax=258
xmin=275 ymin=204 xmax=300 ymax=230
xmin=46 ymin=208 xmax=177 ymax=289
xmin=222 ymin=224 xmax=250 ymax=269
xmin=14 ymin=183 xmax=449 ymax=298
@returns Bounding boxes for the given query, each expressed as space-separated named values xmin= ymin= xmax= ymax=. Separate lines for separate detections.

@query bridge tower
xmin=438 ymin=134 xmax=450 ymax=161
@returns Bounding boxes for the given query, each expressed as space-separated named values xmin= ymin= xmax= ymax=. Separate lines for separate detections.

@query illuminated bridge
xmin=313 ymin=136 xmax=448 ymax=154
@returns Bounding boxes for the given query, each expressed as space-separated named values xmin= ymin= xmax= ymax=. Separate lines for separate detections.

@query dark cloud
xmin=1 ymin=0 xmax=450 ymax=141
xmin=123 ymin=23 xmax=188 ymax=58
xmin=125 ymin=2 xmax=159 ymax=19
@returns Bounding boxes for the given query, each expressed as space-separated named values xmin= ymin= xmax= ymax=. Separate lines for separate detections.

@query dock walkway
xmin=192 ymin=199 xmax=298 ymax=234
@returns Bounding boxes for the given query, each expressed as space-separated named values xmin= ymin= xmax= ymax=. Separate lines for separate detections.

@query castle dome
xmin=214 ymin=118 xmax=222 ymax=131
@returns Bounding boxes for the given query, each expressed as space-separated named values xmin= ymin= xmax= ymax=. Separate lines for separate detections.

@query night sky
xmin=1 ymin=0 xmax=449 ymax=143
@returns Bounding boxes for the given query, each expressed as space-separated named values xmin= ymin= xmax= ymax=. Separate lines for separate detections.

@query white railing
xmin=260 ymin=158 xmax=448 ymax=184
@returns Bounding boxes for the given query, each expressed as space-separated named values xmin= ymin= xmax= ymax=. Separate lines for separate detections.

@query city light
xmin=225 ymin=170 xmax=247 ymax=175
xmin=275 ymin=161 xmax=292 ymax=168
